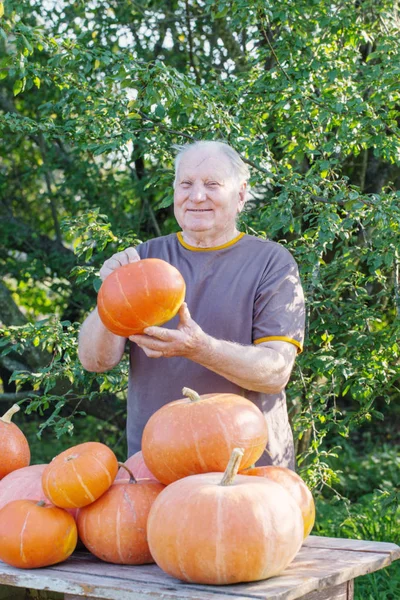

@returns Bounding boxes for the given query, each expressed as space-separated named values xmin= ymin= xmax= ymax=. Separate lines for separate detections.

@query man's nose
xmin=189 ymin=183 xmax=206 ymax=201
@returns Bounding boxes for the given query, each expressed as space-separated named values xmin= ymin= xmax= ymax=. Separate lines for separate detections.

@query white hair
xmin=173 ymin=140 xmax=250 ymax=187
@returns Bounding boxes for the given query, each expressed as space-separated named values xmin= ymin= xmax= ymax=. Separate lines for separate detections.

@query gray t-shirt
xmin=127 ymin=232 xmax=305 ymax=469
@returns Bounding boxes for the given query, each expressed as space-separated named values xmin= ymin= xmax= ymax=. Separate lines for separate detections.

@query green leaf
xmin=93 ymin=278 xmax=102 ymax=292
xmin=155 ymin=104 xmax=165 ymax=118
xmin=13 ymin=78 xmax=25 ymax=96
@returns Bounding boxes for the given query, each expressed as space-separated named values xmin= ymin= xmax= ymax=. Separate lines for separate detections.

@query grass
xmin=314 ymin=432 xmax=399 ymax=600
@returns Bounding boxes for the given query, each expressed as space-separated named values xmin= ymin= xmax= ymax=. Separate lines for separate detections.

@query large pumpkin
xmin=42 ymin=442 xmax=118 ymax=509
xmin=78 ymin=464 xmax=164 ymax=564
xmin=147 ymin=449 xmax=303 ymax=584
xmin=0 ymin=499 xmax=77 ymax=569
xmin=97 ymin=258 xmax=186 ymax=337
xmin=0 ymin=404 xmax=30 ymax=479
xmin=115 ymin=451 xmax=158 ymax=482
xmin=242 ymin=465 xmax=315 ymax=538
xmin=142 ymin=387 xmax=268 ymax=485
xmin=0 ymin=464 xmax=48 ymax=510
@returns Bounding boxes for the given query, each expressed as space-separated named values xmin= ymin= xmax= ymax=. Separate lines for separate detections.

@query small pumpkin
xmin=42 ymin=442 xmax=118 ymax=509
xmin=97 ymin=258 xmax=186 ymax=337
xmin=142 ymin=387 xmax=268 ymax=485
xmin=242 ymin=465 xmax=315 ymax=538
xmin=0 ymin=499 xmax=77 ymax=569
xmin=147 ymin=448 xmax=303 ymax=584
xmin=115 ymin=451 xmax=158 ymax=482
xmin=77 ymin=464 xmax=165 ymax=564
xmin=0 ymin=404 xmax=30 ymax=480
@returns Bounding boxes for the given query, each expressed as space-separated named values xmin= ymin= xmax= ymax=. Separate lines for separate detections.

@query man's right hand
xmin=99 ymin=247 xmax=140 ymax=281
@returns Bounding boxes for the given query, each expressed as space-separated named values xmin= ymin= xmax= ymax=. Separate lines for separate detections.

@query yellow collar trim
xmin=176 ymin=231 xmax=245 ymax=252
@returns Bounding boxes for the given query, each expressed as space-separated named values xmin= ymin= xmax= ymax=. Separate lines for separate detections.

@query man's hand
xmin=99 ymin=247 xmax=140 ymax=281
xmin=129 ymin=303 xmax=207 ymax=359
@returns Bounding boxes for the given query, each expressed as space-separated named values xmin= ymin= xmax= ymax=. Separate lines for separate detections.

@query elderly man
xmin=78 ymin=141 xmax=305 ymax=469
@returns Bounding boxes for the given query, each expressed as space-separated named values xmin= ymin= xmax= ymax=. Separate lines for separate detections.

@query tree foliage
xmin=0 ymin=0 xmax=399 ymax=493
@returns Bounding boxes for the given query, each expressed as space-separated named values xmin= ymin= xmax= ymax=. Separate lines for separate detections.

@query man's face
xmin=173 ymin=148 xmax=246 ymax=237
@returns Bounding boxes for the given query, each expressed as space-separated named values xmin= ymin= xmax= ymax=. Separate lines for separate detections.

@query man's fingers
xmin=99 ymin=247 xmax=140 ymax=281
xmin=129 ymin=333 xmax=168 ymax=349
xmin=141 ymin=347 xmax=163 ymax=359
xmin=124 ymin=247 xmax=141 ymax=262
xmin=179 ymin=302 xmax=191 ymax=323
xmin=141 ymin=326 xmax=172 ymax=340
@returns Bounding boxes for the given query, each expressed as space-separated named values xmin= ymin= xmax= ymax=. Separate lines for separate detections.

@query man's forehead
xmin=177 ymin=149 xmax=232 ymax=177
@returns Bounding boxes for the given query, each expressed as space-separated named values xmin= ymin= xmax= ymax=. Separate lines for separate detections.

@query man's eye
xmin=181 ymin=181 xmax=192 ymax=186
xmin=206 ymin=182 xmax=218 ymax=187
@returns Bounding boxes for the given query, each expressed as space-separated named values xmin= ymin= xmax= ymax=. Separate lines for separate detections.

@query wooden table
xmin=0 ymin=536 xmax=399 ymax=600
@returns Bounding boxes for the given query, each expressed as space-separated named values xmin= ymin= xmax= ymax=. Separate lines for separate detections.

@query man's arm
xmin=78 ymin=247 xmax=140 ymax=372
xmin=129 ymin=303 xmax=297 ymax=394
xmin=78 ymin=308 xmax=127 ymax=372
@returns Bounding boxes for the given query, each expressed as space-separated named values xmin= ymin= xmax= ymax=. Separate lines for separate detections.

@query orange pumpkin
xmin=0 ymin=499 xmax=77 ymax=568
xmin=42 ymin=442 xmax=118 ymax=509
xmin=97 ymin=258 xmax=186 ymax=337
xmin=242 ymin=465 xmax=315 ymax=538
xmin=0 ymin=464 xmax=78 ymax=522
xmin=77 ymin=464 xmax=164 ymax=564
xmin=115 ymin=451 xmax=159 ymax=482
xmin=0 ymin=464 xmax=48 ymax=509
xmin=147 ymin=448 xmax=303 ymax=584
xmin=142 ymin=387 xmax=268 ymax=485
xmin=0 ymin=404 xmax=30 ymax=479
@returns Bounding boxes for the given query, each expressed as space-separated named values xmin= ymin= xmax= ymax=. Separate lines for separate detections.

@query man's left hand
xmin=129 ymin=303 xmax=207 ymax=359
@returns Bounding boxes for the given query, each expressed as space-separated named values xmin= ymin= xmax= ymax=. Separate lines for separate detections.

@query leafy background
xmin=0 ymin=0 xmax=399 ymax=597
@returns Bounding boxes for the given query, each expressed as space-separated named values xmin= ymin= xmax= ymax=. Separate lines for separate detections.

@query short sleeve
xmin=252 ymin=260 xmax=305 ymax=353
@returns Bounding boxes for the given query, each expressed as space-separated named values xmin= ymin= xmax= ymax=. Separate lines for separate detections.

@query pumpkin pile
xmin=0 ymin=392 xmax=315 ymax=583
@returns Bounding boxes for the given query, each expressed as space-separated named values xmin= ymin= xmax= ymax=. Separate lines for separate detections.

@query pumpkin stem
xmin=220 ymin=448 xmax=245 ymax=486
xmin=182 ymin=387 xmax=201 ymax=402
xmin=0 ymin=403 xmax=20 ymax=424
xmin=117 ymin=462 xmax=137 ymax=484
xmin=37 ymin=500 xmax=47 ymax=507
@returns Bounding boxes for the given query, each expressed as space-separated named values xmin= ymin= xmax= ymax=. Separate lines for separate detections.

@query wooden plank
xmin=347 ymin=579 xmax=354 ymax=600
xmin=295 ymin=581 xmax=348 ymax=600
xmin=0 ymin=587 xmax=62 ymax=600
xmin=303 ymin=536 xmax=400 ymax=558
xmin=0 ymin=536 xmax=398 ymax=600
xmin=53 ymin=543 xmax=399 ymax=599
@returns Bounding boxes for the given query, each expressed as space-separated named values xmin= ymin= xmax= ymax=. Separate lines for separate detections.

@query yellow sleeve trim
xmin=177 ymin=231 xmax=245 ymax=252
xmin=254 ymin=336 xmax=303 ymax=354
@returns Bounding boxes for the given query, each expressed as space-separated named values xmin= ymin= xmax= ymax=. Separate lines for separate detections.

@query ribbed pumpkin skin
xmin=115 ymin=451 xmax=158 ymax=482
xmin=97 ymin=258 xmax=186 ymax=337
xmin=142 ymin=393 xmax=268 ymax=485
xmin=0 ymin=499 xmax=77 ymax=568
xmin=77 ymin=480 xmax=165 ymax=564
xmin=147 ymin=473 xmax=303 ymax=584
xmin=0 ymin=420 xmax=30 ymax=479
xmin=243 ymin=466 xmax=315 ymax=539
xmin=0 ymin=465 xmax=48 ymax=509
xmin=42 ymin=442 xmax=118 ymax=509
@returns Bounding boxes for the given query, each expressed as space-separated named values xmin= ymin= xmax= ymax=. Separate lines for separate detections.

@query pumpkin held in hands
xmin=242 ymin=465 xmax=315 ymax=538
xmin=0 ymin=499 xmax=77 ymax=569
xmin=97 ymin=258 xmax=186 ymax=337
xmin=142 ymin=387 xmax=268 ymax=485
xmin=147 ymin=449 xmax=304 ymax=585
xmin=0 ymin=404 xmax=30 ymax=480
xmin=42 ymin=442 xmax=118 ymax=509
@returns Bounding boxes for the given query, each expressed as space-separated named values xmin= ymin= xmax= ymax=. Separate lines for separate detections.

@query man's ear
xmin=237 ymin=182 xmax=247 ymax=213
